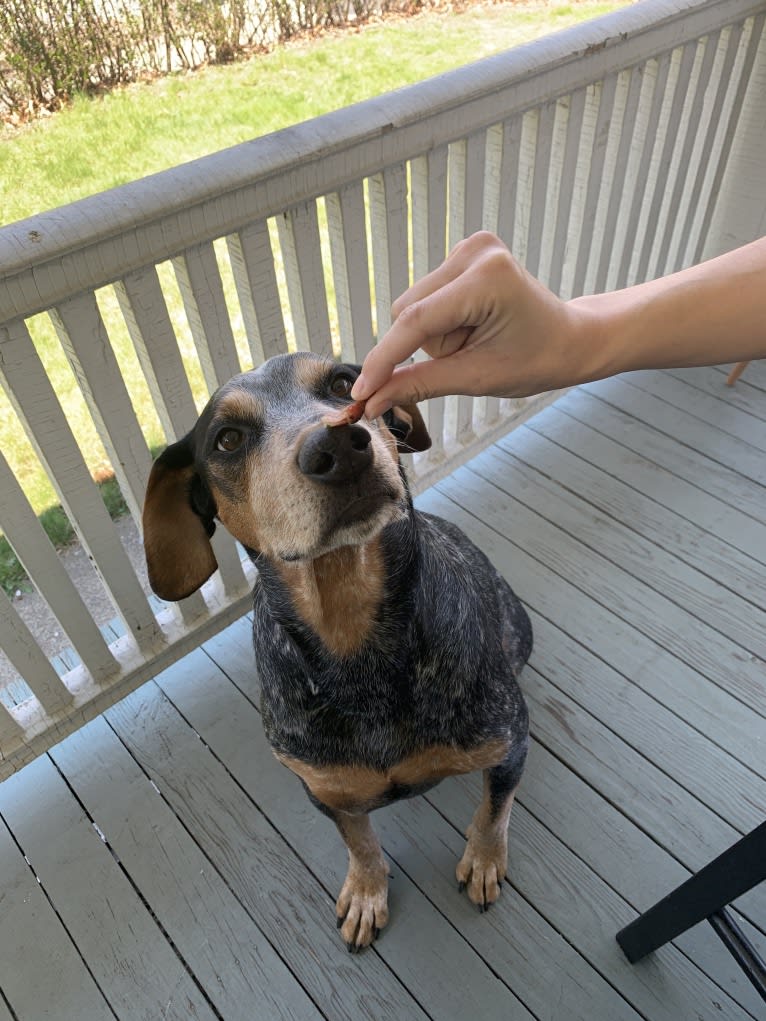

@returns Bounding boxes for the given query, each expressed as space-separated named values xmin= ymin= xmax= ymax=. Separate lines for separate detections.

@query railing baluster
xmin=173 ymin=241 xmax=242 ymax=390
xmin=325 ymin=183 xmax=374 ymax=363
xmin=594 ymin=69 xmax=643 ymax=293
xmin=694 ymin=13 xmax=766 ymax=262
xmin=410 ymin=148 xmax=448 ymax=460
xmin=548 ymin=89 xmax=586 ymax=297
xmin=482 ymin=124 xmax=504 ymax=240
xmin=526 ymin=101 xmax=558 ymax=280
xmin=572 ymin=74 xmax=619 ymax=297
xmin=0 ymin=697 xmax=22 ymax=746
xmin=655 ymin=36 xmax=717 ymax=276
xmin=558 ymin=85 xmax=597 ymax=298
xmin=0 ymin=449 xmax=116 ymax=683
xmin=513 ymin=109 xmax=541 ymax=271
xmin=494 ymin=115 xmax=523 ymax=249
xmin=114 ymin=269 xmax=211 ymax=623
xmin=674 ymin=27 xmax=736 ymax=269
xmin=584 ymin=70 xmax=626 ymax=292
xmin=115 ymin=266 xmax=201 ymax=439
xmin=615 ymin=52 xmax=673 ymax=289
xmin=369 ymin=163 xmax=409 ymax=338
xmin=276 ymin=201 xmax=333 ymax=355
xmin=446 ymin=140 xmax=479 ymax=442
xmin=0 ymin=588 xmax=71 ymax=712
xmin=51 ymin=292 xmax=153 ymax=523
xmin=209 ymin=531 xmax=250 ymax=600
xmin=448 ymin=132 xmax=486 ymax=244
xmin=411 ymin=146 xmax=448 ymax=278
xmin=0 ymin=320 xmax=159 ymax=651
xmin=637 ymin=42 xmax=698 ymax=282
xmin=534 ymin=97 xmax=571 ymax=290
xmin=226 ymin=219 xmax=288 ymax=363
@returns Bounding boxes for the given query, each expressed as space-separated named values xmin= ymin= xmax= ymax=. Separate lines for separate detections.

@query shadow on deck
xmin=1 ymin=366 xmax=765 ymax=1021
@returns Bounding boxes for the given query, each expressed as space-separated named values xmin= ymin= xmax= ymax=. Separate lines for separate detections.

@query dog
xmin=143 ymin=352 xmax=532 ymax=952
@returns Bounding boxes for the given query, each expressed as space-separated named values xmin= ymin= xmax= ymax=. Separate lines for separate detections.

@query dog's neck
xmin=256 ymin=508 xmax=419 ymax=661
xmin=272 ymin=540 xmax=387 ymax=658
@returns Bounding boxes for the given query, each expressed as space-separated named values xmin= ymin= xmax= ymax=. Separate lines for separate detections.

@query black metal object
xmin=616 ymin=820 xmax=766 ymax=1002
xmin=709 ymin=908 xmax=766 ymax=1002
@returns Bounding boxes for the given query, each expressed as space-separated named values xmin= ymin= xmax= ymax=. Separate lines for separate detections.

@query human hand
xmin=352 ymin=231 xmax=586 ymax=418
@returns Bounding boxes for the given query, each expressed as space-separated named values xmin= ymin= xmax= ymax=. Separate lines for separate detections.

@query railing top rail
xmin=0 ymin=0 xmax=761 ymax=323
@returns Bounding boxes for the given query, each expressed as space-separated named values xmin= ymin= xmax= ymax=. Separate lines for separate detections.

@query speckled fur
xmin=143 ymin=351 xmax=532 ymax=945
xmin=256 ymin=505 xmax=531 ymax=780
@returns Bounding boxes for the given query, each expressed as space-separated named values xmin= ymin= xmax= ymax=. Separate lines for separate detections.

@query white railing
xmin=0 ymin=0 xmax=764 ymax=776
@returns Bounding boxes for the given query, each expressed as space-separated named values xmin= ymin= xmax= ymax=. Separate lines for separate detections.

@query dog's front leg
xmin=332 ymin=810 xmax=390 ymax=951
xmin=457 ymin=736 xmax=528 ymax=911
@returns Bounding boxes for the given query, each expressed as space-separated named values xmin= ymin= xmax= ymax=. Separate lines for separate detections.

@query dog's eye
xmin=329 ymin=374 xmax=355 ymax=398
xmin=216 ymin=428 xmax=244 ymax=452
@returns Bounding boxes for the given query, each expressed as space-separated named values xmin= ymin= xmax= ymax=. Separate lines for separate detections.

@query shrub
xmin=0 ymin=0 xmax=421 ymax=121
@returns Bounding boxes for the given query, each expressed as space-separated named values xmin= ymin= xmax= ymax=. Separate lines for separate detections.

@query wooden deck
xmin=1 ymin=366 xmax=764 ymax=1021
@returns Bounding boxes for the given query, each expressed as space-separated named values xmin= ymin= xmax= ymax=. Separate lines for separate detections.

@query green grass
xmin=0 ymin=0 xmax=628 ymax=592
xmin=1 ymin=0 xmax=628 ymax=224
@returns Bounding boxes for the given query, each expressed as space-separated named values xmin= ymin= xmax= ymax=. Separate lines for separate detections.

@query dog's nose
xmin=298 ymin=424 xmax=373 ymax=483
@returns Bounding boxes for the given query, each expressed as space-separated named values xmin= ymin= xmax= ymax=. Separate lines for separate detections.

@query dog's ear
xmin=385 ymin=404 xmax=432 ymax=453
xmin=143 ymin=435 xmax=219 ymax=601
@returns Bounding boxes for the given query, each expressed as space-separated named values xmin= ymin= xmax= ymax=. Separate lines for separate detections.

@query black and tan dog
xmin=143 ymin=352 xmax=532 ymax=952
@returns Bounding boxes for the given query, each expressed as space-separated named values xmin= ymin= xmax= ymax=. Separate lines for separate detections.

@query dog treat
xmin=321 ymin=399 xmax=366 ymax=427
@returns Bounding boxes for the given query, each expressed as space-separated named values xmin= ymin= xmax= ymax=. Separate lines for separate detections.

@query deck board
xmin=1 ymin=369 xmax=764 ymax=1021
xmin=667 ymin=366 xmax=766 ymax=422
xmin=522 ymin=406 xmax=766 ymax=600
xmin=432 ymin=776 xmax=760 ymax=1021
xmin=561 ymin=386 xmax=766 ymax=524
xmin=518 ymin=741 xmax=766 ymax=1019
xmin=420 ymin=485 xmax=766 ymax=921
xmin=0 ymin=819 xmax=114 ymax=1021
xmin=437 ymin=462 xmax=766 ymax=718
xmin=480 ymin=442 xmax=766 ymax=660
xmin=583 ymin=378 xmax=766 ymax=488
xmin=48 ymin=717 xmax=324 ymax=1021
xmin=625 ymin=370 xmax=766 ymax=451
xmin=0 ymin=755 xmax=218 ymax=1021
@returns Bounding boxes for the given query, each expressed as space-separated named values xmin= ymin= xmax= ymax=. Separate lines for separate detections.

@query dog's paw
xmin=456 ymin=824 xmax=508 ymax=911
xmin=336 ymin=863 xmax=389 ymax=952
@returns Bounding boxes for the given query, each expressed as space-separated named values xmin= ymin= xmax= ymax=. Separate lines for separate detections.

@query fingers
xmin=352 ymin=232 xmax=516 ymax=414
xmin=351 ymin=235 xmax=486 ymax=403
xmin=360 ymin=344 xmax=494 ymax=419
xmin=352 ymin=290 xmax=472 ymax=405
xmin=358 ymin=360 xmax=451 ymax=419
xmin=356 ymin=333 xmax=475 ymax=420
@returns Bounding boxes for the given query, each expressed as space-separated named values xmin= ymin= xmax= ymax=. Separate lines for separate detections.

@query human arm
xmin=351 ymin=231 xmax=766 ymax=417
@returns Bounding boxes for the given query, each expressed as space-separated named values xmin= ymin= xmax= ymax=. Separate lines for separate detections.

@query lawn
xmin=0 ymin=0 xmax=629 ymax=591
xmin=1 ymin=0 xmax=629 ymax=225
